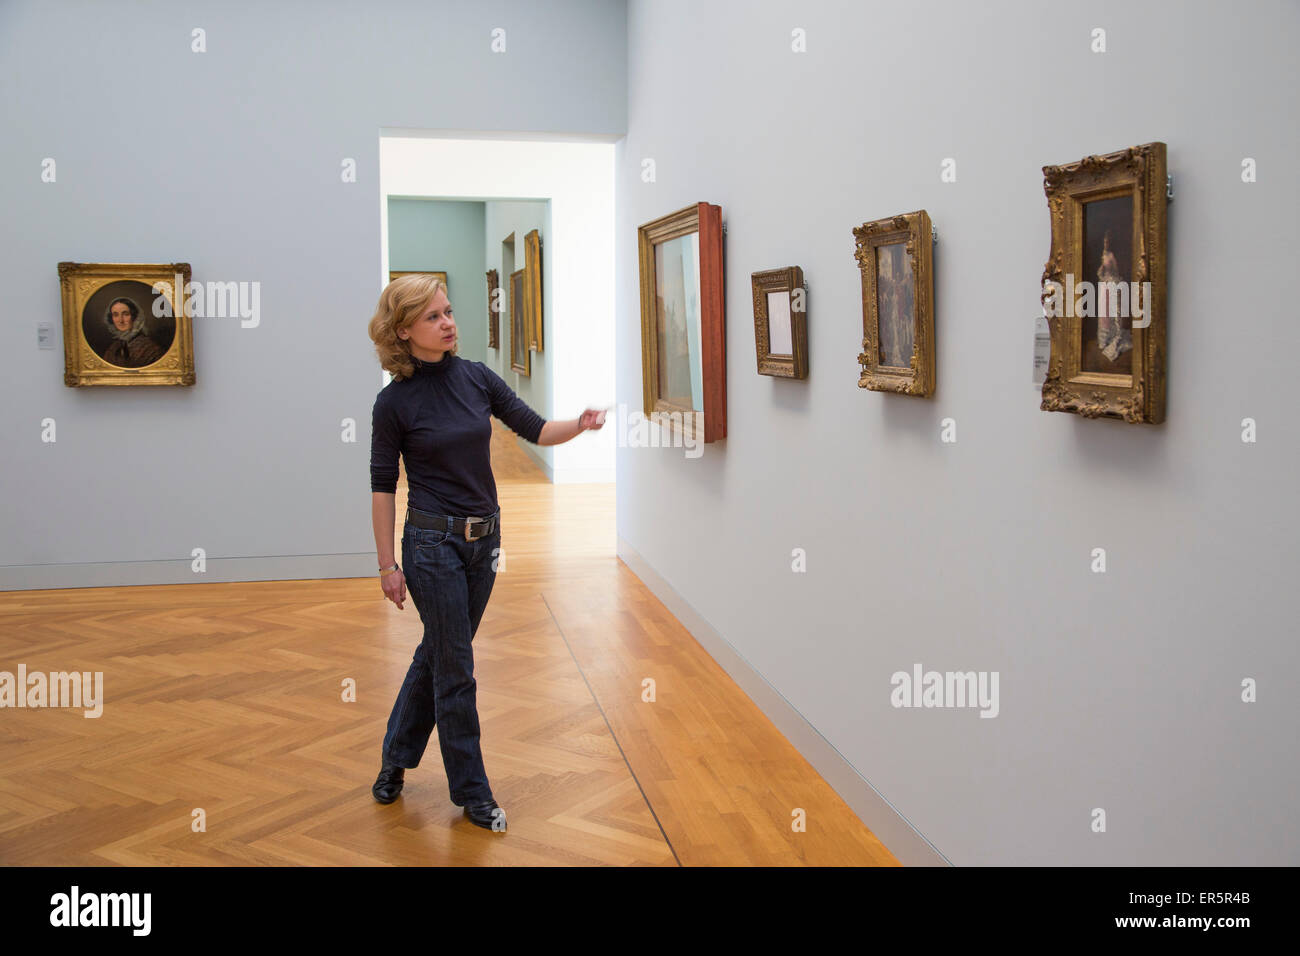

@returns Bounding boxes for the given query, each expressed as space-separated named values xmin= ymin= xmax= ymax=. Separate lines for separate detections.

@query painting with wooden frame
xmin=524 ymin=229 xmax=543 ymax=352
xmin=853 ymin=210 xmax=935 ymax=397
xmin=1040 ymin=141 xmax=1167 ymax=424
xmin=59 ymin=261 xmax=195 ymax=386
xmin=637 ymin=201 xmax=726 ymax=443
xmin=485 ymin=268 xmax=499 ymax=349
xmin=509 ymin=268 xmax=530 ymax=376
xmin=751 ymin=266 xmax=807 ymax=379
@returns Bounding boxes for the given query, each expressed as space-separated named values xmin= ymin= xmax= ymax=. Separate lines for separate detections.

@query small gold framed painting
xmin=1040 ymin=142 xmax=1168 ymax=424
xmin=751 ymin=266 xmax=807 ymax=379
xmin=59 ymin=261 xmax=195 ymax=386
xmin=853 ymin=210 xmax=935 ymax=397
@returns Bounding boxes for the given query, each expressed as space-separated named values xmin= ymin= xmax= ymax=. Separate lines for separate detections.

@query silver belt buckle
xmin=463 ymin=516 xmax=479 ymax=542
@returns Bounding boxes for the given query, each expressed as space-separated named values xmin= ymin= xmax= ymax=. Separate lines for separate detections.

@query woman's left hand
xmin=578 ymin=408 xmax=607 ymax=431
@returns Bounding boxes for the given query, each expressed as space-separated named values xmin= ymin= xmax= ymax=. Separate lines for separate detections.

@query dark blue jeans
xmin=381 ymin=511 xmax=501 ymax=806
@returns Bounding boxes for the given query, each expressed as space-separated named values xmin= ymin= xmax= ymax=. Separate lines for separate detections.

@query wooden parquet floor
xmin=0 ymin=423 xmax=899 ymax=867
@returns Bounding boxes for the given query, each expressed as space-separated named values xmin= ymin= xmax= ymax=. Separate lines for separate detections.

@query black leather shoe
xmin=372 ymin=764 xmax=405 ymax=804
xmin=463 ymin=799 xmax=506 ymax=830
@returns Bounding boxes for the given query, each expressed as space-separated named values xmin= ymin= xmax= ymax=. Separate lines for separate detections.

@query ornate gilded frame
xmin=59 ymin=261 xmax=195 ymax=386
xmin=853 ymin=210 xmax=935 ymax=397
xmin=637 ymin=202 xmax=726 ymax=443
xmin=524 ymin=229 xmax=543 ymax=352
xmin=751 ymin=266 xmax=807 ymax=379
xmin=485 ymin=268 xmax=499 ymax=349
xmin=1040 ymin=142 xmax=1167 ymax=424
xmin=509 ymin=268 xmax=530 ymax=376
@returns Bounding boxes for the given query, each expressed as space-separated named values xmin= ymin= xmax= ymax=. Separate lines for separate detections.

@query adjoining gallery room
xmin=1 ymin=0 xmax=1296 ymax=926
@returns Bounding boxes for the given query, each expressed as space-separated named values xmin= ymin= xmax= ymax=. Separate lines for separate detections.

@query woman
xmin=367 ymin=273 xmax=603 ymax=831
xmin=102 ymin=296 xmax=165 ymax=368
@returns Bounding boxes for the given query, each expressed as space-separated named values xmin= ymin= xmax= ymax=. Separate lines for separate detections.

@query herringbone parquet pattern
xmin=0 ymin=422 xmax=898 ymax=866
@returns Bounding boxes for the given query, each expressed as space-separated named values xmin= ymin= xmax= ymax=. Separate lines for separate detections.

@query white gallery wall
xmin=0 ymin=0 xmax=625 ymax=589
xmin=616 ymin=0 xmax=1299 ymax=865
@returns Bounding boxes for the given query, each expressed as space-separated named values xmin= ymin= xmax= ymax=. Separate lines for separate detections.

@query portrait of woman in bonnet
xmin=100 ymin=296 xmax=166 ymax=368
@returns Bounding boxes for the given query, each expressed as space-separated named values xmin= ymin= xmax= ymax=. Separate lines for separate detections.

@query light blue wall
xmin=0 ymin=0 xmax=626 ymax=587
xmin=388 ymin=199 xmax=487 ymax=361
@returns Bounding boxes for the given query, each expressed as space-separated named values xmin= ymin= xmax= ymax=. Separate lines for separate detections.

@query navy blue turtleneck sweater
xmin=370 ymin=352 xmax=547 ymax=517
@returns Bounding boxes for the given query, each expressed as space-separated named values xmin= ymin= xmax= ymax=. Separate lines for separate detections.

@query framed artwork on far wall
xmin=524 ymin=229 xmax=543 ymax=352
xmin=636 ymin=201 xmax=726 ymax=443
xmin=509 ymin=268 xmax=530 ymax=376
xmin=485 ymin=268 xmax=500 ymax=349
xmin=751 ymin=266 xmax=807 ymax=379
xmin=58 ymin=261 xmax=195 ymax=386
xmin=853 ymin=209 xmax=936 ymax=397
xmin=389 ymin=270 xmax=448 ymax=297
xmin=1040 ymin=141 xmax=1168 ymax=424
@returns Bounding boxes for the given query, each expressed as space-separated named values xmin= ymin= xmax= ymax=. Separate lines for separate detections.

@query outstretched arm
xmin=483 ymin=362 xmax=605 ymax=446
xmin=538 ymin=409 xmax=605 ymax=446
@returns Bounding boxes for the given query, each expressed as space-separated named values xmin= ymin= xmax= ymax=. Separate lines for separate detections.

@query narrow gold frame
xmin=524 ymin=229 xmax=543 ymax=352
xmin=485 ymin=268 xmax=500 ymax=350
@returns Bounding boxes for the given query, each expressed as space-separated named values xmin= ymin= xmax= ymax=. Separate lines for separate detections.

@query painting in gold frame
xmin=509 ymin=268 xmax=530 ymax=376
xmin=524 ymin=229 xmax=543 ymax=352
xmin=853 ymin=210 xmax=935 ymax=397
xmin=752 ymin=266 xmax=807 ymax=379
xmin=59 ymin=261 xmax=195 ymax=386
xmin=636 ymin=202 xmax=726 ymax=443
xmin=389 ymin=270 xmax=448 ymax=297
xmin=1040 ymin=142 xmax=1167 ymax=424
xmin=485 ymin=268 xmax=500 ymax=350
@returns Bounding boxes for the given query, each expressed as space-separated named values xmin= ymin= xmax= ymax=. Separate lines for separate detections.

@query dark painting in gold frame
xmin=485 ymin=268 xmax=500 ymax=350
xmin=509 ymin=268 xmax=530 ymax=376
xmin=853 ymin=210 xmax=935 ymax=397
xmin=752 ymin=266 xmax=807 ymax=379
xmin=1040 ymin=142 xmax=1167 ymax=424
xmin=59 ymin=261 xmax=195 ymax=386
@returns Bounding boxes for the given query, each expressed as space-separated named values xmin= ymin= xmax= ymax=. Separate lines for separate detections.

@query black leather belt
xmin=406 ymin=507 xmax=499 ymax=542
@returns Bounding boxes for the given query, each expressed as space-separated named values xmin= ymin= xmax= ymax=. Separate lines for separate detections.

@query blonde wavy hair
xmin=367 ymin=273 xmax=455 ymax=381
